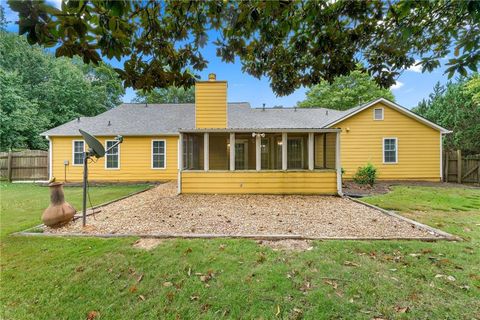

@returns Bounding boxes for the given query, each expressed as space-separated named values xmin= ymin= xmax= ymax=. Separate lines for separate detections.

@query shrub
xmin=353 ymin=163 xmax=377 ymax=186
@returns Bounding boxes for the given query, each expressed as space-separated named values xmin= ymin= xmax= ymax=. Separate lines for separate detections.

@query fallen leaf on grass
xmin=137 ymin=274 xmax=144 ymax=283
xmin=199 ymin=270 xmax=215 ymax=283
xmin=163 ymin=282 xmax=173 ymax=287
xmin=219 ymin=244 xmax=226 ymax=251
xmin=129 ymin=285 xmax=137 ymax=293
xmin=190 ymin=295 xmax=199 ymax=301
xmin=394 ymin=306 xmax=409 ymax=313
xmin=275 ymin=305 xmax=281 ymax=316
xmin=138 ymin=295 xmax=145 ymax=301
xmin=87 ymin=311 xmax=98 ymax=320
xmin=323 ymin=279 xmax=338 ymax=289
xmin=343 ymin=261 xmax=360 ymax=267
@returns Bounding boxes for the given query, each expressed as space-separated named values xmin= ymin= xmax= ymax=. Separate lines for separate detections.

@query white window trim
xmin=151 ymin=139 xmax=167 ymax=169
xmin=72 ymin=140 xmax=85 ymax=166
xmin=104 ymin=139 xmax=120 ymax=170
xmin=383 ymin=137 xmax=398 ymax=164
xmin=373 ymin=107 xmax=384 ymax=121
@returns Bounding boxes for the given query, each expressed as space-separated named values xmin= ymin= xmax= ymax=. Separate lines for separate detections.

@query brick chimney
xmin=195 ymin=73 xmax=227 ymax=128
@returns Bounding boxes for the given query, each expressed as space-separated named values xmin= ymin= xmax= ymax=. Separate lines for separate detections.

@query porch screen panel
xmin=260 ymin=133 xmax=282 ymax=170
xmin=314 ymin=133 xmax=336 ymax=169
xmin=209 ymin=133 xmax=230 ymax=170
xmin=287 ymin=133 xmax=308 ymax=170
xmin=183 ymin=133 xmax=204 ymax=170
xmin=235 ymin=133 xmax=256 ymax=170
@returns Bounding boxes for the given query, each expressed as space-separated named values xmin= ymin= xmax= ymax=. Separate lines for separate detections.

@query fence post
xmin=457 ymin=149 xmax=462 ymax=184
xmin=444 ymin=152 xmax=449 ymax=182
xmin=7 ymin=151 xmax=13 ymax=182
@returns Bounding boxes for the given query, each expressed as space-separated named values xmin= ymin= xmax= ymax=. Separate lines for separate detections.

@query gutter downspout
xmin=336 ymin=130 xmax=343 ymax=196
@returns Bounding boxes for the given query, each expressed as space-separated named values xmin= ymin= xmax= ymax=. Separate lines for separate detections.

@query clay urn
xmin=42 ymin=182 xmax=76 ymax=227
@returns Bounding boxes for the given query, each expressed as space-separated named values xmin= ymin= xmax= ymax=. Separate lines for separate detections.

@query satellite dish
xmin=77 ymin=129 xmax=122 ymax=227
xmin=79 ymin=129 xmax=105 ymax=158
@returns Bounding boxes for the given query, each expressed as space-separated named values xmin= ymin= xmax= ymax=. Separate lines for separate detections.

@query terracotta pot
xmin=42 ymin=182 xmax=76 ymax=227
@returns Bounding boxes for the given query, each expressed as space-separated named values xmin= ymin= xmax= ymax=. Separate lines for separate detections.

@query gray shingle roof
xmin=41 ymin=102 xmax=350 ymax=136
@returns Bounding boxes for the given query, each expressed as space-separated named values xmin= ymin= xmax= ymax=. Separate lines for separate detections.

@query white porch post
xmin=46 ymin=135 xmax=52 ymax=180
xmin=440 ymin=132 xmax=443 ymax=181
xmin=336 ymin=130 xmax=343 ymax=196
xmin=204 ymin=132 xmax=209 ymax=171
xmin=178 ymin=133 xmax=183 ymax=194
xmin=230 ymin=132 xmax=235 ymax=171
xmin=308 ymin=132 xmax=314 ymax=170
xmin=282 ymin=132 xmax=288 ymax=170
xmin=255 ymin=134 xmax=261 ymax=171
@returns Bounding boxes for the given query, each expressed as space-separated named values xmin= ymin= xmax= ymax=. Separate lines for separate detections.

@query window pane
xmin=73 ymin=141 xmax=84 ymax=164
xmin=374 ymin=108 xmax=383 ymax=120
xmin=183 ymin=133 xmax=204 ymax=170
xmin=209 ymin=133 xmax=229 ymax=170
xmin=287 ymin=133 xmax=308 ymax=170
xmin=235 ymin=133 xmax=256 ymax=170
xmin=261 ymin=133 xmax=282 ymax=170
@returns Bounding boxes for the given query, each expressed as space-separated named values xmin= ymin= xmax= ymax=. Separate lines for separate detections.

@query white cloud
xmin=407 ymin=60 xmax=422 ymax=73
xmin=390 ymin=81 xmax=404 ymax=90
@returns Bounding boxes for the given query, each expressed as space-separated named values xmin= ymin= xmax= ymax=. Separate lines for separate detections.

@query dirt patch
xmin=45 ymin=181 xmax=440 ymax=239
xmin=258 ymin=240 xmax=314 ymax=252
xmin=343 ymin=180 xmax=478 ymax=197
xmin=132 ymin=238 xmax=166 ymax=250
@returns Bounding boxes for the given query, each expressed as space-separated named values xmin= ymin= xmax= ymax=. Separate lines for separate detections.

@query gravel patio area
xmin=46 ymin=182 xmax=441 ymax=239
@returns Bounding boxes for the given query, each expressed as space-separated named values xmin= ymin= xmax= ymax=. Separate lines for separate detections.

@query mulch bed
xmin=45 ymin=182 xmax=442 ymax=239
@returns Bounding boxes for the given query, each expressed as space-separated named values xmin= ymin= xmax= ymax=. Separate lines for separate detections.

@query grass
xmin=1 ymin=183 xmax=479 ymax=319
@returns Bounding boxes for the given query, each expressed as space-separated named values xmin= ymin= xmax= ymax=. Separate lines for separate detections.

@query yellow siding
xmin=335 ymin=102 xmax=441 ymax=181
xmin=195 ymin=81 xmax=227 ymax=128
xmin=181 ymin=171 xmax=338 ymax=194
xmin=51 ymin=136 xmax=179 ymax=182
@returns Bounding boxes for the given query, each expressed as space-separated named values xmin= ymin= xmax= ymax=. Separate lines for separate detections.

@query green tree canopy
xmin=7 ymin=1 xmax=479 ymax=96
xmin=413 ymin=75 xmax=480 ymax=155
xmin=0 ymin=31 xmax=124 ymax=151
xmin=133 ymin=87 xmax=195 ymax=104
xmin=298 ymin=69 xmax=394 ymax=110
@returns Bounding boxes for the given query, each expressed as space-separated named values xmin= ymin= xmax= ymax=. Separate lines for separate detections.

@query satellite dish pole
xmin=79 ymin=130 xmax=123 ymax=227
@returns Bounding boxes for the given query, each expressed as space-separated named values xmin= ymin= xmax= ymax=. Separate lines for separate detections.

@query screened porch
xmin=178 ymin=129 xmax=342 ymax=195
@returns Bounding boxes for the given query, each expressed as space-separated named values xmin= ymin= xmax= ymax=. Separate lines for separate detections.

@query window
xmin=152 ymin=140 xmax=166 ymax=169
xmin=287 ymin=134 xmax=308 ymax=170
xmin=72 ymin=140 xmax=85 ymax=165
xmin=105 ymin=140 xmax=120 ymax=169
xmin=374 ymin=108 xmax=384 ymax=120
xmin=383 ymin=138 xmax=397 ymax=163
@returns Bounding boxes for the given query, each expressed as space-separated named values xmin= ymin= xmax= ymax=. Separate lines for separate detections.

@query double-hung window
xmin=383 ymin=138 xmax=397 ymax=163
xmin=105 ymin=140 xmax=120 ymax=169
xmin=72 ymin=140 xmax=85 ymax=165
xmin=152 ymin=140 xmax=166 ymax=169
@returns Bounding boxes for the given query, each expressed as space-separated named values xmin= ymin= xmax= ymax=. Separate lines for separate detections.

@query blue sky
xmin=3 ymin=2 xmax=455 ymax=109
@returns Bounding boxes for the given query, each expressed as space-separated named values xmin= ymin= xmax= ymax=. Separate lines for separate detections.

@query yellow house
xmin=41 ymin=74 xmax=450 ymax=195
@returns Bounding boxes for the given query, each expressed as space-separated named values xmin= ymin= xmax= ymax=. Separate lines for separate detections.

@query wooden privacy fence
xmin=0 ymin=150 xmax=48 ymax=182
xmin=444 ymin=150 xmax=480 ymax=184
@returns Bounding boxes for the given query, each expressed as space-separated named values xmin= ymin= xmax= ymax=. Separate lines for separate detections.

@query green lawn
xmin=1 ymin=183 xmax=479 ymax=319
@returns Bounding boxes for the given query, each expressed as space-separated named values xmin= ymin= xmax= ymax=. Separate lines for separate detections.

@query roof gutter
xmin=179 ymin=128 xmax=341 ymax=133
